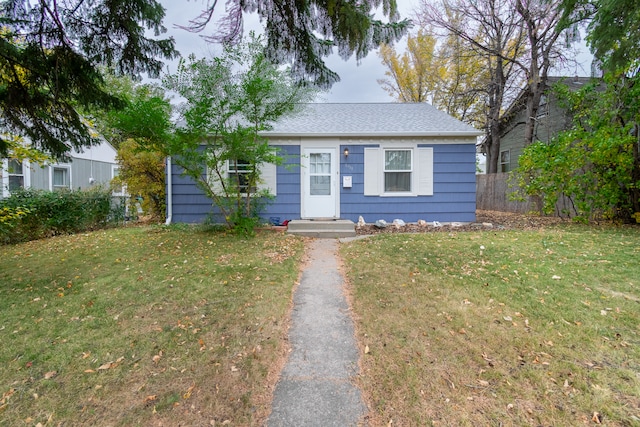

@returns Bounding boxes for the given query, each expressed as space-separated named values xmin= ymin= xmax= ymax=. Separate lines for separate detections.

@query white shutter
xmin=417 ymin=147 xmax=434 ymax=196
xmin=205 ymin=151 xmax=226 ymax=194
xmin=364 ymin=147 xmax=380 ymax=196
xmin=258 ymin=162 xmax=277 ymax=195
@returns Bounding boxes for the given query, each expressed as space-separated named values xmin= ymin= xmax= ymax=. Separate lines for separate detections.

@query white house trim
xmin=49 ymin=163 xmax=72 ymax=191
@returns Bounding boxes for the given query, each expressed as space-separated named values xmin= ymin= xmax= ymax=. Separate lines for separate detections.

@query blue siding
xmin=168 ymin=143 xmax=477 ymax=224
xmin=169 ymin=145 xmax=302 ymax=224
xmin=262 ymin=145 xmax=301 ymax=222
xmin=339 ymin=144 xmax=476 ymax=223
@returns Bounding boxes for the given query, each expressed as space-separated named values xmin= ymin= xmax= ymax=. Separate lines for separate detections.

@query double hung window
xmin=7 ymin=159 xmax=24 ymax=191
xmin=384 ymin=149 xmax=412 ymax=192
xmin=228 ymin=159 xmax=254 ymax=193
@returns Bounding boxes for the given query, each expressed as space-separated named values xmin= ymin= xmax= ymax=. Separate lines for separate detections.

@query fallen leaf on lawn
xmin=1 ymin=388 xmax=16 ymax=405
xmin=144 ymin=395 xmax=157 ymax=404
xmin=364 ymin=345 xmax=370 ymax=354
xmin=503 ymin=316 xmax=513 ymax=322
xmin=98 ymin=362 xmax=115 ymax=370
xmin=152 ymin=352 xmax=163 ymax=364
xmin=600 ymin=310 xmax=607 ymax=316
xmin=552 ymin=275 xmax=561 ymax=280
xmin=183 ymin=384 xmax=195 ymax=399
xmin=478 ymin=380 xmax=489 ymax=387
xmin=592 ymin=412 xmax=602 ymax=424
xmin=43 ymin=371 xmax=57 ymax=379
xmin=84 ymin=369 xmax=96 ymax=373
xmin=81 ymin=352 xmax=91 ymax=359
xmin=231 ymin=365 xmax=238 ymax=372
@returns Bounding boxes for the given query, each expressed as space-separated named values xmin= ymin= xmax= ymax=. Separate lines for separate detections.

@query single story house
xmin=1 ymin=141 xmax=121 ymax=198
xmin=166 ymin=103 xmax=482 ymax=224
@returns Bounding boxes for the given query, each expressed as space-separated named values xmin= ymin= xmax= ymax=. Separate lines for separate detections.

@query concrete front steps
xmin=286 ymin=219 xmax=356 ymax=238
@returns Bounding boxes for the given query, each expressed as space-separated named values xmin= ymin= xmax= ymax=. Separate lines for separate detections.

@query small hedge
xmin=0 ymin=187 xmax=125 ymax=244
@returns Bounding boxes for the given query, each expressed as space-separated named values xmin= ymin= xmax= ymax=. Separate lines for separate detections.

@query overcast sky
xmin=157 ymin=0 xmax=593 ymax=103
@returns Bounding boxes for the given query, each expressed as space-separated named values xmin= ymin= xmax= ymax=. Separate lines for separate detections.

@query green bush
xmin=0 ymin=187 xmax=125 ymax=244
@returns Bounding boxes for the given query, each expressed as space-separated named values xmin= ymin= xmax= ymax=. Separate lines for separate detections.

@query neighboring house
xmin=1 ymin=140 xmax=121 ymax=198
xmin=166 ymin=103 xmax=482 ymax=224
xmin=497 ymin=76 xmax=598 ymax=173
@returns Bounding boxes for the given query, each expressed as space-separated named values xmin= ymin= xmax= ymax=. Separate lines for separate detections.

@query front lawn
xmin=0 ymin=226 xmax=304 ymax=426
xmin=342 ymin=225 xmax=640 ymax=426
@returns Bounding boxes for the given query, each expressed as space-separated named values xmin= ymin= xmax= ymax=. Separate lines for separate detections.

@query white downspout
xmin=165 ymin=156 xmax=173 ymax=225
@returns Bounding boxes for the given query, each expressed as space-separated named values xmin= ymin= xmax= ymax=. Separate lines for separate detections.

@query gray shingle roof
xmin=262 ymin=103 xmax=481 ymax=137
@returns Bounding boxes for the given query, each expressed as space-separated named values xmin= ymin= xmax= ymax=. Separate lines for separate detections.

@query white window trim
xmin=500 ymin=149 xmax=510 ymax=173
xmin=111 ymin=165 xmax=127 ymax=197
xmin=364 ymin=145 xmax=433 ymax=197
xmin=205 ymin=159 xmax=277 ymax=196
xmin=50 ymin=164 xmax=72 ymax=191
xmin=383 ymin=148 xmax=414 ymax=196
xmin=1 ymin=159 xmax=9 ymax=198
xmin=1 ymin=158 xmax=31 ymax=197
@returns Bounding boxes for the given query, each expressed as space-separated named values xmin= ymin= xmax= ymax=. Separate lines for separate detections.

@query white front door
xmin=302 ymin=148 xmax=338 ymax=218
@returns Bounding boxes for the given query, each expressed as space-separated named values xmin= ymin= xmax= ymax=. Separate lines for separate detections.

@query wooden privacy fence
xmin=476 ymin=173 xmax=576 ymax=216
xmin=476 ymin=173 xmax=534 ymax=213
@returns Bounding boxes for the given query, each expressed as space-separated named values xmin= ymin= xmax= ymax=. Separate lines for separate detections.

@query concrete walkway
xmin=267 ymin=239 xmax=367 ymax=426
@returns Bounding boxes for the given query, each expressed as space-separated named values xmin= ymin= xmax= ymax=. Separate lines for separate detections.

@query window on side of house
xmin=384 ymin=149 xmax=412 ymax=193
xmin=52 ymin=166 xmax=70 ymax=190
xmin=536 ymin=94 xmax=548 ymax=118
xmin=205 ymin=154 xmax=277 ymax=196
xmin=7 ymin=159 xmax=25 ymax=191
xmin=227 ymin=159 xmax=255 ymax=193
xmin=111 ymin=165 xmax=126 ymax=196
xmin=500 ymin=150 xmax=510 ymax=173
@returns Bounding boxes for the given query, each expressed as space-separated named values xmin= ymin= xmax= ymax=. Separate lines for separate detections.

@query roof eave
xmin=260 ymin=131 xmax=483 ymax=138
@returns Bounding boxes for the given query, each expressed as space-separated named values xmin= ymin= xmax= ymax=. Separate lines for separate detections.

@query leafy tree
xmin=0 ymin=0 xmax=178 ymax=158
xmin=560 ymin=0 xmax=639 ymax=74
xmin=378 ymin=26 xmax=488 ymax=128
xmin=89 ymin=74 xmax=172 ymax=220
xmin=113 ymin=139 xmax=166 ymax=219
xmin=163 ymin=34 xmax=317 ymax=234
xmin=378 ymin=30 xmax=442 ymax=103
xmin=514 ymin=74 xmax=640 ymax=221
xmin=180 ymin=0 xmax=410 ymax=88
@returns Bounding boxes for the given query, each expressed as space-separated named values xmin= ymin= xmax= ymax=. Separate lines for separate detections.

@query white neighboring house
xmin=1 ymin=140 xmax=122 ymax=199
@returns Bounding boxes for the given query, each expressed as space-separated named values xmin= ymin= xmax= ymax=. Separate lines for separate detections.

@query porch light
xmin=343 ymin=147 xmax=349 ymax=158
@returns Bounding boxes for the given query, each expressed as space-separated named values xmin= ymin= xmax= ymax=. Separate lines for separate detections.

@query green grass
xmin=0 ymin=225 xmax=304 ymax=426
xmin=341 ymin=225 xmax=640 ymax=426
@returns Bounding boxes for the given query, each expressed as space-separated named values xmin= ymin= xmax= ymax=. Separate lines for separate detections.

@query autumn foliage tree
xmin=91 ymin=75 xmax=172 ymax=220
xmin=378 ymin=30 xmax=442 ymax=103
xmin=378 ymin=26 xmax=488 ymax=128
xmin=113 ymin=139 xmax=166 ymax=219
